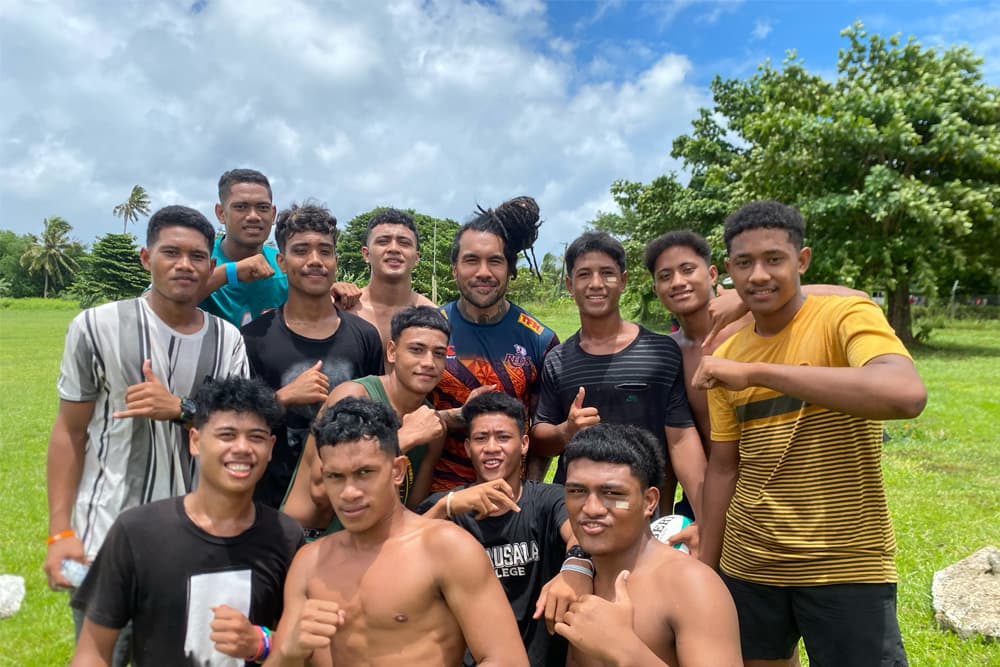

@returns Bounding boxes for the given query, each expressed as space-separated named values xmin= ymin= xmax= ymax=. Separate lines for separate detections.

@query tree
xmin=69 ymin=233 xmax=148 ymax=306
xmin=337 ymin=207 xmax=461 ymax=305
xmin=112 ymin=185 xmax=152 ymax=234
xmin=610 ymin=23 xmax=1000 ymax=343
xmin=19 ymin=217 xmax=80 ymax=298
xmin=506 ymin=251 xmax=569 ymax=305
xmin=0 ymin=230 xmax=45 ymax=297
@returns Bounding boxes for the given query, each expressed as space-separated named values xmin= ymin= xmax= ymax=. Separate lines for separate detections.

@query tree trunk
xmin=43 ymin=272 xmax=48 ymax=299
xmin=886 ymin=280 xmax=914 ymax=346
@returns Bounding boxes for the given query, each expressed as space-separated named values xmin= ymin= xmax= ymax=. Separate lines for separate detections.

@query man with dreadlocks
xmin=430 ymin=196 xmax=560 ymax=492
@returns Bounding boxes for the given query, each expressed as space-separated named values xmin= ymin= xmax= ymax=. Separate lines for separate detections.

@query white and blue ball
xmin=650 ymin=514 xmax=693 ymax=554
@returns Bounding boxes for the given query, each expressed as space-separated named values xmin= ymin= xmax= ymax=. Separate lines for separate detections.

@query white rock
xmin=0 ymin=575 xmax=25 ymax=618
xmin=932 ymin=546 xmax=1000 ymax=640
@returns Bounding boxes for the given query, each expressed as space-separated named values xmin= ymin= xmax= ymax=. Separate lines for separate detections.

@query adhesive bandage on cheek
xmin=605 ymin=499 xmax=629 ymax=510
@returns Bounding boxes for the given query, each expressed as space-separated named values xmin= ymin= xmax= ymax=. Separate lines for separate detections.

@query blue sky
xmin=1 ymin=0 xmax=996 ymax=259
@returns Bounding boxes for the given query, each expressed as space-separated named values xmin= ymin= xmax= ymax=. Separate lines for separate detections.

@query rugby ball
xmin=650 ymin=514 xmax=693 ymax=554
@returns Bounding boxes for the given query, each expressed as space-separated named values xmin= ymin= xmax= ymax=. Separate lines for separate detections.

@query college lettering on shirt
xmin=484 ymin=540 xmax=540 ymax=578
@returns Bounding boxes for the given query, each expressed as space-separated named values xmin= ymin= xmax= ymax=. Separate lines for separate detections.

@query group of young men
xmin=45 ymin=167 xmax=926 ymax=667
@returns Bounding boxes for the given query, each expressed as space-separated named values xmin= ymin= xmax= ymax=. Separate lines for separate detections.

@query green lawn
xmin=0 ymin=300 xmax=997 ymax=665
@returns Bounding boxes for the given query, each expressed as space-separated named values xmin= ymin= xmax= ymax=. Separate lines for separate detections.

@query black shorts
xmin=720 ymin=572 xmax=908 ymax=667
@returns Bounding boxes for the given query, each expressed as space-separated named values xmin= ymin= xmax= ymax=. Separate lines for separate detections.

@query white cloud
xmin=752 ymin=19 xmax=773 ymax=41
xmin=0 ymin=0 xmax=707 ymax=258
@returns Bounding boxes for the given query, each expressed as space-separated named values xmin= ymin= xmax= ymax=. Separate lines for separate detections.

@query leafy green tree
xmin=19 ymin=217 xmax=79 ymax=298
xmin=611 ymin=23 xmax=1000 ymax=343
xmin=0 ymin=230 xmax=46 ymax=297
xmin=338 ymin=207 xmax=461 ymax=304
xmin=507 ymin=251 xmax=569 ymax=305
xmin=69 ymin=233 xmax=148 ymax=306
xmin=112 ymin=185 xmax=152 ymax=234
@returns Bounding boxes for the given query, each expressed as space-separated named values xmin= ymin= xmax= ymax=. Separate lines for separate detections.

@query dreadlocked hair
xmin=494 ymin=196 xmax=542 ymax=279
xmin=452 ymin=195 xmax=543 ymax=280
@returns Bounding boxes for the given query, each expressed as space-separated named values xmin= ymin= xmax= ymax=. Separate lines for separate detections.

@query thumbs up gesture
xmin=565 ymin=386 xmax=601 ymax=440
xmin=555 ymin=570 xmax=637 ymax=662
xmin=276 ymin=360 xmax=330 ymax=407
xmin=114 ymin=359 xmax=184 ymax=421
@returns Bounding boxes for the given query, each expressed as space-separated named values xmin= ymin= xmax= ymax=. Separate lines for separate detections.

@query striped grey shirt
xmin=57 ymin=297 xmax=248 ymax=559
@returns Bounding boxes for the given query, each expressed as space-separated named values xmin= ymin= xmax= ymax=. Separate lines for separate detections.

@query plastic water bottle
xmin=61 ymin=559 xmax=90 ymax=588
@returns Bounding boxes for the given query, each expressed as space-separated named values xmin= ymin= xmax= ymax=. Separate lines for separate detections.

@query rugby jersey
xmin=430 ymin=301 xmax=558 ymax=491
xmin=58 ymin=297 xmax=248 ymax=559
xmin=709 ymin=296 xmax=912 ymax=585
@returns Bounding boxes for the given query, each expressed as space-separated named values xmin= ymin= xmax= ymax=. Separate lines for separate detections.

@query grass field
xmin=0 ymin=299 xmax=997 ymax=665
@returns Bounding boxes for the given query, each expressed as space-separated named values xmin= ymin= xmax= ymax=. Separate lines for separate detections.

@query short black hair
xmin=723 ymin=200 xmax=805 ymax=252
xmin=564 ymin=231 xmax=626 ymax=275
xmin=218 ymin=168 xmax=272 ymax=203
xmin=390 ymin=305 xmax=450 ymax=342
xmin=312 ymin=396 xmax=401 ymax=456
xmin=146 ymin=205 xmax=215 ymax=250
xmin=643 ymin=230 xmax=711 ymax=275
xmin=450 ymin=195 xmax=541 ymax=280
xmin=366 ymin=208 xmax=420 ymax=250
xmin=191 ymin=376 xmax=284 ymax=432
xmin=275 ymin=200 xmax=338 ymax=253
xmin=462 ymin=391 xmax=526 ymax=436
xmin=563 ymin=424 xmax=664 ymax=490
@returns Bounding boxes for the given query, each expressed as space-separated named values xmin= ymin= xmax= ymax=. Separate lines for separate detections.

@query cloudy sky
xmin=2 ymin=0 xmax=997 ymax=258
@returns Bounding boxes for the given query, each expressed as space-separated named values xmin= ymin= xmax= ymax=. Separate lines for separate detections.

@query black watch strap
xmin=175 ymin=397 xmax=197 ymax=425
xmin=566 ymin=545 xmax=591 ymax=560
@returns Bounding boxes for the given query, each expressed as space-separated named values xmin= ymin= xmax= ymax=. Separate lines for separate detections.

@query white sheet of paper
xmin=184 ymin=569 xmax=252 ymax=667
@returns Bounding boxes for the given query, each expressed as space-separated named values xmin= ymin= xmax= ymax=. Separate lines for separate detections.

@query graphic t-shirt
xmin=58 ymin=298 xmax=248 ymax=559
xmin=431 ymin=302 xmax=558 ymax=491
xmin=419 ymin=481 xmax=569 ymax=666
xmin=200 ymin=237 xmax=287 ymax=327
xmin=72 ymin=496 xmax=303 ymax=667
xmin=242 ymin=308 xmax=383 ymax=508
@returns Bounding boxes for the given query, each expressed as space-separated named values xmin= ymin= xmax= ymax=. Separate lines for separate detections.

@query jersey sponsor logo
xmin=446 ymin=344 xmax=456 ymax=358
xmin=504 ymin=343 xmax=529 ymax=368
xmin=517 ymin=312 xmax=543 ymax=335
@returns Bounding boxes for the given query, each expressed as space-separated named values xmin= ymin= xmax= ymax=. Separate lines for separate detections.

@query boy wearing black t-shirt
xmin=419 ymin=392 xmax=585 ymax=666
xmin=71 ymin=377 xmax=303 ymax=666
xmin=241 ymin=202 xmax=382 ymax=509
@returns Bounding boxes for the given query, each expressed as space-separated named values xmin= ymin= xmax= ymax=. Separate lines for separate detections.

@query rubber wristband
xmin=247 ymin=625 xmax=266 ymax=662
xmin=47 ymin=529 xmax=75 ymax=545
xmin=257 ymin=626 xmax=271 ymax=663
xmin=445 ymin=491 xmax=454 ymax=518
xmin=561 ymin=563 xmax=595 ymax=578
xmin=226 ymin=261 xmax=238 ymax=286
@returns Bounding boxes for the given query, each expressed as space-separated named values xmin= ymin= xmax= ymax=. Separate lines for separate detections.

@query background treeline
xmin=3 ymin=24 xmax=997 ymax=343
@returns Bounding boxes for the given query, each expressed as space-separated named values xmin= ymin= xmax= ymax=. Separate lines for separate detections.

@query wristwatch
xmin=174 ymin=397 xmax=197 ymax=425
xmin=565 ymin=545 xmax=591 ymax=560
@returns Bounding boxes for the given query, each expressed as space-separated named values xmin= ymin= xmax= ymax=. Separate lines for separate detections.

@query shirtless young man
xmin=554 ymin=424 xmax=741 ymax=667
xmin=348 ymin=208 xmax=435 ymax=364
xmin=267 ymin=397 xmax=527 ymax=666
xmin=282 ymin=306 xmax=450 ymax=532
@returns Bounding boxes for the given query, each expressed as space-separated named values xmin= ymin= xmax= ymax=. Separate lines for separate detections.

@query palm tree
xmin=20 ymin=217 xmax=79 ymax=298
xmin=112 ymin=185 xmax=152 ymax=234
